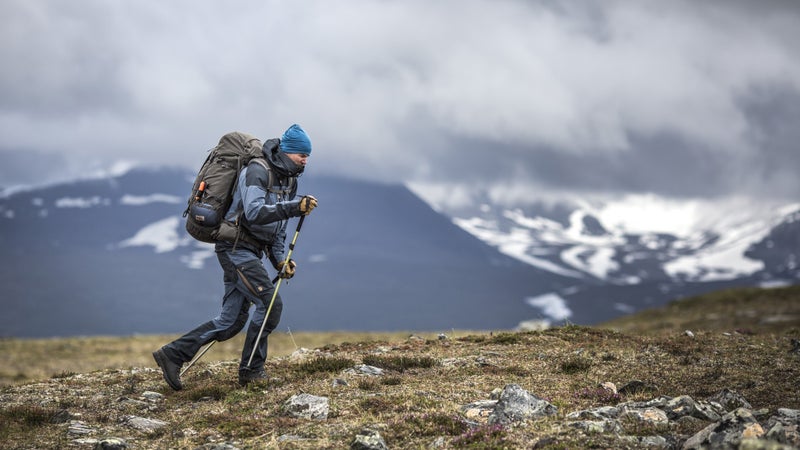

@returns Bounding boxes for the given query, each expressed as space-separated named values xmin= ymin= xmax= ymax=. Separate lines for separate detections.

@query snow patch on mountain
xmin=525 ymin=292 xmax=572 ymax=322
xmin=120 ymin=194 xmax=182 ymax=205
xmin=55 ymin=196 xmax=111 ymax=208
xmin=179 ymin=245 xmax=216 ymax=270
xmin=454 ymin=216 xmax=584 ymax=278
xmin=119 ymin=216 xmax=188 ymax=253
xmin=117 ymin=214 xmax=217 ymax=269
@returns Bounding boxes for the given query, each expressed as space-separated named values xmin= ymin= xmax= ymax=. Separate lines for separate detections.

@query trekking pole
xmin=180 ymin=341 xmax=215 ymax=377
xmin=247 ymin=215 xmax=306 ymax=368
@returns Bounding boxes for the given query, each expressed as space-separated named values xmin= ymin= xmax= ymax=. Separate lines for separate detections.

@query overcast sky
xmin=1 ymin=0 xmax=799 ymax=206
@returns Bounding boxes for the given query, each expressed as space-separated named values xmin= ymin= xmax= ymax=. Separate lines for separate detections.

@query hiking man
xmin=153 ymin=124 xmax=318 ymax=389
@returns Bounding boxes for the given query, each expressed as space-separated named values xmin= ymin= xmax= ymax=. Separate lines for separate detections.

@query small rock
xmin=282 ymin=393 xmax=329 ymax=420
xmin=566 ymin=406 xmax=620 ymax=421
xmin=515 ymin=320 xmax=550 ymax=332
xmin=429 ymin=436 xmax=446 ymax=448
xmin=278 ymin=434 xmax=310 ymax=442
xmin=637 ymin=435 xmax=669 ymax=448
xmin=789 ymin=339 xmax=800 ymax=356
xmin=141 ymin=391 xmax=163 ymax=402
xmin=707 ymin=388 xmax=752 ymax=411
xmin=460 ymin=400 xmax=497 ymax=422
xmin=619 ymin=407 xmax=669 ymax=427
xmin=353 ymin=365 xmax=384 ymax=376
xmin=123 ymin=415 xmax=168 ymax=433
xmin=569 ymin=419 xmax=623 ymax=434
xmin=333 ymin=378 xmax=349 ymax=387
xmin=68 ymin=420 xmax=94 ymax=435
xmin=766 ymin=408 xmax=800 ymax=446
xmin=289 ymin=347 xmax=314 ymax=360
xmin=351 ymin=428 xmax=389 ymax=450
xmin=94 ymin=437 xmax=127 ymax=450
xmin=600 ymin=381 xmax=618 ymax=394
xmin=665 ymin=395 xmax=724 ymax=422
xmin=194 ymin=444 xmax=241 ymax=450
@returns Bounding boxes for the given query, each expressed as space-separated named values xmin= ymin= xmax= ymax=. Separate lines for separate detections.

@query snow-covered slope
xmin=409 ymin=186 xmax=800 ymax=288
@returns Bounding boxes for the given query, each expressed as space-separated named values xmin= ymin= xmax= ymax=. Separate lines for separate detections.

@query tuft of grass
xmin=1 ymin=405 xmax=59 ymax=426
xmin=574 ymin=386 xmax=621 ymax=405
xmin=387 ymin=413 xmax=469 ymax=439
xmin=486 ymin=333 xmax=523 ymax=345
xmin=381 ymin=376 xmax=403 ymax=386
xmin=452 ymin=424 xmax=508 ymax=448
xmin=51 ymin=370 xmax=76 ymax=379
xmin=295 ymin=356 xmax=355 ymax=375
xmin=357 ymin=378 xmax=380 ymax=391
xmin=358 ymin=396 xmax=392 ymax=412
xmin=560 ymin=356 xmax=592 ymax=374
xmin=185 ymin=384 xmax=234 ymax=402
xmin=361 ymin=355 xmax=438 ymax=373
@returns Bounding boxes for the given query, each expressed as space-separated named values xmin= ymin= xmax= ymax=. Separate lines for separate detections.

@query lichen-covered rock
xmin=282 ymin=393 xmax=329 ymax=420
xmin=683 ymin=408 xmax=765 ymax=450
xmin=123 ymin=415 xmax=168 ymax=433
xmin=488 ymin=384 xmax=557 ymax=425
xmin=351 ymin=428 xmax=389 ymax=450
xmin=708 ymin=388 xmax=752 ymax=411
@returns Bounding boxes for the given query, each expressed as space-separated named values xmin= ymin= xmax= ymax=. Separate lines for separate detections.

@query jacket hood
xmin=263 ymin=138 xmax=305 ymax=178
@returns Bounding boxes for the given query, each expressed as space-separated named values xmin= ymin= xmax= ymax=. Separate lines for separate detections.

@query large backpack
xmin=184 ymin=132 xmax=265 ymax=244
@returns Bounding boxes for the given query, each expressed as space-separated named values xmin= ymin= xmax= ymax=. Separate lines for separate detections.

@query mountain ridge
xmin=1 ymin=165 xmax=797 ymax=338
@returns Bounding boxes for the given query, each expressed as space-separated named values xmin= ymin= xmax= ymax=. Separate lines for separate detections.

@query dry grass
xmin=1 ymin=285 xmax=799 ymax=449
xmin=0 ymin=330 xmax=472 ymax=386
xmin=601 ymin=284 xmax=800 ymax=335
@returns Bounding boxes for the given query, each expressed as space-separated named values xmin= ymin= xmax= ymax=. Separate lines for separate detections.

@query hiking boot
xmin=239 ymin=368 xmax=268 ymax=387
xmin=153 ymin=348 xmax=183 ymax=391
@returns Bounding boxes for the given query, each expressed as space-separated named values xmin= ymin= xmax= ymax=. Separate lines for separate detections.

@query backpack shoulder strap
xmin=249 ymin=158 xmax=273 ymax=188
xmin=249 ymin=158 xmax=295 ymax=195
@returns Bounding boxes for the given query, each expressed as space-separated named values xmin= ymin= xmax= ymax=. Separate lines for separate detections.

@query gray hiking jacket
xmin=222 ymin=138 xmax=305 ymax=268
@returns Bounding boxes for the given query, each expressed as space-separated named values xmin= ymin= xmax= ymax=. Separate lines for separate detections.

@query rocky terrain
xmin=1 ymin=285 xmax=799 ymax=449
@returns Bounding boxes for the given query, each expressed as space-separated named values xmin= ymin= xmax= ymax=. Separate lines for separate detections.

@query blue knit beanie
xmin=280 ymin=124 xmax=312 ymax=155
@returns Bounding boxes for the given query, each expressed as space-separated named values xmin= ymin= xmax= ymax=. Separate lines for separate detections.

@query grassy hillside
xmin=1 ymin=285 xmax=798 ymax=449
xmin=601 ymin=284 xmax=800 ymax=335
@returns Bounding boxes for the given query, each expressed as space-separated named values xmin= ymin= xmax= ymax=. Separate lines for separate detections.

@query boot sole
xmin=152 ymin=350 xmax=183 ymax=391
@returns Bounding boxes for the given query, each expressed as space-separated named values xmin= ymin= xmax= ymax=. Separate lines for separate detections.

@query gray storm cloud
xmin=1 ymin=0 xmax=799 ymax=201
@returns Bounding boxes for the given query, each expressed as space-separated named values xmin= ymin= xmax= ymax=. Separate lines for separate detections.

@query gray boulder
xmin=488 ymin=384 xmax=557 ymax=425
xmin=683 ymin=408 xmax=765 ymax=450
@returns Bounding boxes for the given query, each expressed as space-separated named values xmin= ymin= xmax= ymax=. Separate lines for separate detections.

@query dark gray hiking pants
xmin=163 ymin=246 xmax=282 ymax=373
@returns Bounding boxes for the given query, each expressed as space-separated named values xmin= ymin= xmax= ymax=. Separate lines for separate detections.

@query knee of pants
xmin=214 ymin=311 xmax=249 ymax=341
xmin=252 ymin=297 xmax=282 ymax=334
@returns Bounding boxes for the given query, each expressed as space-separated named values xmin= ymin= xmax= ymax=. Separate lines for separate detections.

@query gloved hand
xmin=299 ymin=195 xmax=318 ymax=215
xmin=277 ymin=259 xmax=297 ymax=279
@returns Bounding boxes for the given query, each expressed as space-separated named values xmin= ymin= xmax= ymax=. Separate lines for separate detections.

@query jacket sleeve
xmin=266 ymin=176 xmax=300 ymax=269
xmin=241 ymin=164 xmax=302 ymax=224
xmin=267 ymin=222 xmax=288 ymax=268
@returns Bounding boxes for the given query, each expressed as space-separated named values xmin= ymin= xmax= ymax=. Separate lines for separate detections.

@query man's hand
xmin=299 ymin=195 xmax=318 ymax=215
xmin=277 ymin=259 xmax=297 ymax=279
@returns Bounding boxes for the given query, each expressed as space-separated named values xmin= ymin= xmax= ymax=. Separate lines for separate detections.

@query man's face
xmin=285 ymin=152 xmax=309 ymax=167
